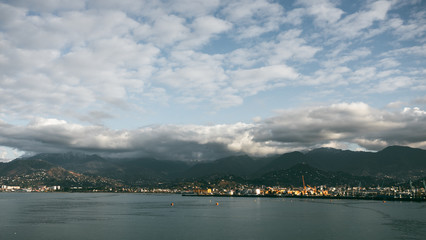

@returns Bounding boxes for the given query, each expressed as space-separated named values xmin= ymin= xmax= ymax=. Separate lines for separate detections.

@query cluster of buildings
xmin=181 ymin=184 xmax=426 ymax=200
xmin=1 ymin=184 xmax=61 ymax=192
xmin=1 ymin=181 xmax=425 ymax=201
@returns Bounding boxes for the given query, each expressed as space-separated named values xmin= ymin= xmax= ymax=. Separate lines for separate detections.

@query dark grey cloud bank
xmin=1 ymin=103 xmax=425 ymax=160
xmin=254 ymin=103 xmax=426 ymax=150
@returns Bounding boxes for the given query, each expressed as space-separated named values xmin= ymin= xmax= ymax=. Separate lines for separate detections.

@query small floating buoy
xmin=216 ymin=202 xmax=219 ymax=206
xmin=171 ymin=202 xmax=174 ymax=206
xmin=383 ymin=201 xmax=386 ymax=203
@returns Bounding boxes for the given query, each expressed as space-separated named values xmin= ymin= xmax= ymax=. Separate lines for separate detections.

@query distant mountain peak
xmin=308 ymin=147 xmax=343 ymax=154
xmin=279 ymin=151 xmax=305 ymax=157
xmin=379 ymin=145 xmax=416 ymax=152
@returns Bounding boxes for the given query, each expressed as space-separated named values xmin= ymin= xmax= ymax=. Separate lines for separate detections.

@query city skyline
xmin=0 ymin=0 xmax=425 ymax=161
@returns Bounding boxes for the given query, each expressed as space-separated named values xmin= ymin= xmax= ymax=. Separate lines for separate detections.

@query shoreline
xmin=182 ymin=194 xmax=426 ymax=202
xmin=1 ymin=191 xmax=425 ymax=202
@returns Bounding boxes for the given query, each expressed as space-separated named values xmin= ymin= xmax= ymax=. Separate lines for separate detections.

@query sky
xmin=0 ymin=0 xmax=425 ymax=162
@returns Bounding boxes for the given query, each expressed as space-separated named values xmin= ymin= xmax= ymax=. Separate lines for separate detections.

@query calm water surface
xmin=0 ymin=193 xmax=425 ymax=240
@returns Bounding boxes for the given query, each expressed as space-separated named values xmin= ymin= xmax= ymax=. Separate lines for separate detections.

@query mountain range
xmin=1 ymin=146 xmax=425 ymax=189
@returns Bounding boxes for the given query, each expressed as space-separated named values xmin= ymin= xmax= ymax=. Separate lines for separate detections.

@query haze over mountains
xmin=1 ymin=146 xmax=425 ymax=189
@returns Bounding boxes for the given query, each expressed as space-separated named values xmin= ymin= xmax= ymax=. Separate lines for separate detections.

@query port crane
xmin=300 ymin=175 xmax=327 ymax=196
xmin=302 ymin=175 xmax=307 ymax=195
xmin=301 ymin=175 xmax=316 ymax=195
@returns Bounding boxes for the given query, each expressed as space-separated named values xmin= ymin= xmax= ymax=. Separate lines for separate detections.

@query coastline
xmin=1 ymin=190 xmax=425 ymax=202
xmin=182 ymin=193 xmax=426 ymax=202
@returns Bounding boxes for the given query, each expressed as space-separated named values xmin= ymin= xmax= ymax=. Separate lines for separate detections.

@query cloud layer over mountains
xmin=1 ymin=103 xmax=425 ymax=160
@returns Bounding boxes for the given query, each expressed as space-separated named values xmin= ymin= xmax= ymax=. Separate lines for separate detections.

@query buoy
xmin=216 ymin=202 xmax=219 ymax=206
xmin=383 ymin=201 xmax=386 ymax=203
xmin=171 ymin=202 xmax=174 ymax=206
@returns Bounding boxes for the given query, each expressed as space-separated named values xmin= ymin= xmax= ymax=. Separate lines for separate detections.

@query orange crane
xmin=302 ymin=175 xmax=317 ymax=195
xmin=307 ymin=185 xmax=317 ymax=194
xmin=302 ymin=175 xmax=307 ymax=195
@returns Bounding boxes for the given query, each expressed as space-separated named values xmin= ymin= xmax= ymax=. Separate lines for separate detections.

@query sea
xmin=0 ymin=193 xmax=425 ymax=240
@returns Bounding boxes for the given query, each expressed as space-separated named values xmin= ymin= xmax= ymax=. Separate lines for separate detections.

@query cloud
xmin=301 ymin=66 xmax=351 ymax=86
xmin=264 ymin=29 xmax=322 ymax=64
xmin=333 ymin=0 xmax=393 ymax=39
xmin=0 ymin=3 xmax=161 ymax=120
xmin=78 ymin=111 xmax=114 ymax=125
xmin=376 ymin=57 xmax=400 ymax=69
xmin=383 ymin=44 xmax=426 ymax=57
xmin=155 ymin=50 xmax=232 ymax=106
xmin=296 ymin=0 xmax=394 ymax=41
xmin=299 ymin=43 xmax=417 ymax=93
xmin=230 ymin=65 xmax=299 ymax=96
xmin=177 ymin=15 xmax=232 ymax=49
xmin=223 ymin=28 xmax=321 ymax=70
xmin=6 ymin=0 xmax=86 ymax=12
xmin=322 ymin=47 xmax=371 ymax=68
xmin=167 ymin=0 xmax=221 ymax=17
xmin=0 ymin=146 xmax=25 ymax=162
xmin=221 ymin=0 xmax=285 ymax=39
xmin=348 ymin=67 xmax=377 ymax=84
xmin=253 ymin=102 xmax=426 ymax=151
xmin=296 ymin=0 xmax=344 ymax=26
xmin=386 ymin=101 xmax=405 ymax=109
xmin=372 ymin=76 xmax=412 ymax=93
xmin=143 ymin=14 xmax=190 ymax=47
xmin=388 ymin=9 xmax=426 ymax=42
xmin=296 ymin=46 xmax=376 ymax=87
xmin=1 ymin=103 xmax=425 ymax=160
xmin=282 ymin=8 xmax=306 ymax=25
xmin=0 ymin=118 xmax=268 ymax=160
xmin=413 ymin=96 xmax=426 ymax=105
